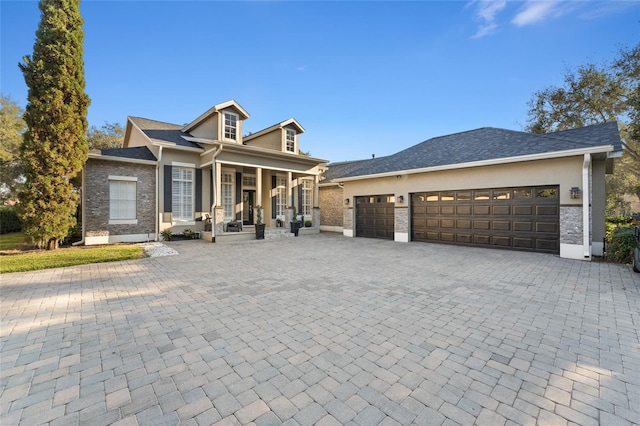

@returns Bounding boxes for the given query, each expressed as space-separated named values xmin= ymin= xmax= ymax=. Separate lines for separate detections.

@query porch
xmin=201 ymin=224 xmax=320 ymax=243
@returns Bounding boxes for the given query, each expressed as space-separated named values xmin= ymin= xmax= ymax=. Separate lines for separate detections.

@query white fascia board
xmin=88 ymin=153 xmax=156 ymax=165
xmin=196 ymin=139 xmax=327 ymax=164
xmin=217 ymin=159 xmax=320 ymax=175
xmin=337 ymin=145 xmax=615 ymax=182
xmin=151 ymin=141 xmax=202 ymax=153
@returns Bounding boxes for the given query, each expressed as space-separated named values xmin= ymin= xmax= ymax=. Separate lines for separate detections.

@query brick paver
xmin=2 ymin=233 xmax=639 ymax=424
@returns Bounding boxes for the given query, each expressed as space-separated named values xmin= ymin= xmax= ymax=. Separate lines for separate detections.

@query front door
xmin=243 ymin=190 xmax=255 ymax=225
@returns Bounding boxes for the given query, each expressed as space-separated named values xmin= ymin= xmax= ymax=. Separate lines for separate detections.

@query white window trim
xmin=301 ymin=178 xmax=313 ymax=216
xmin=223 ymin=111 xmax=239 ymax=142
xmin=276 ymin=174 xmax=287 ymax=218
xmin=171 ymin=161 xmax=196 ymax=168
xmin=108 ymin=176 xmax=138 ymax=224
xmin=171 ymin=166 xmax=195 ymax=223
xmin=222 ymin=169 xmax=235 ymax=222
xmin=285 ymin=128 xmax=296 ymax=153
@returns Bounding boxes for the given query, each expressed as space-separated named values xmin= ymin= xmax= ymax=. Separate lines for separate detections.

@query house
xmin=82 ymin=100 xmax=327 ymax=244
xmin=319 ymin=122 xmax=623 ymax=260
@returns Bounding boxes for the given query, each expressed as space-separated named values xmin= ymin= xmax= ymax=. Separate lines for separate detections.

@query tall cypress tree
xmin=19 ymin=0 xmax=90 ymax=250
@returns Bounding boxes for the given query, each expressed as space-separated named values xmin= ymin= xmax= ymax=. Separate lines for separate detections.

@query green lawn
xmin=0 ymin=233 xmax=146 ymax=273
xmin=0 ymin=232 xmax=27 ymax=251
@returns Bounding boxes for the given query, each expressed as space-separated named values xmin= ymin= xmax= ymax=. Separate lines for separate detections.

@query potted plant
xmin=290 ymin=206 xmax=302 ymax=237
xmin=304 ymin=220 xmax=312 ymax=228
xmin=255 ymin=205 xmax=265 ymax=240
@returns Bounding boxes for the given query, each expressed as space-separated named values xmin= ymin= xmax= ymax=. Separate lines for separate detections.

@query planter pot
xmin=290 ymin=221 xmax=302 ymax=237
xmin=255 ymin=223 xmax=265 ymax=240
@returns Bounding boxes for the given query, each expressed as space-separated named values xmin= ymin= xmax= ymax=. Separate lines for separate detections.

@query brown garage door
xmin=356 ymin=195 xmax=395 ymax=240
xmin=411 ymin=186 xmax=559 ymax=254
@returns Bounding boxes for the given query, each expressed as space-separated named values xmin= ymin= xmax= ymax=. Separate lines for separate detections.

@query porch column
xmin=314 ymin=175 xmax=319 ymax=208
xmin=288 ymin=171 xmax=293 ymax=207
xmin=256 ymin=167 xmax=263 ymax=206
xmin=215 ymin=161 xmax=222 ymax=207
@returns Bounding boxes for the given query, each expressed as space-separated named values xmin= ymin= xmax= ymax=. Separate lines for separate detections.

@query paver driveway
xmin=1 ymin=233 xmax=639 ymax=425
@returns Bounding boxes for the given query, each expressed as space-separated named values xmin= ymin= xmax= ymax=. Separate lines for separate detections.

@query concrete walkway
xmin=1 ymin=233 xmax=639 ymax=425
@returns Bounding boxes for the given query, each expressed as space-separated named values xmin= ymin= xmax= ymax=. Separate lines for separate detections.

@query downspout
xmin=156 ymin=146 xmax=163 ymax=242
xmin=582 ymin=153 xmax=591 ymax=258
xmin=210 ymin=145 xmax=223 ymax=240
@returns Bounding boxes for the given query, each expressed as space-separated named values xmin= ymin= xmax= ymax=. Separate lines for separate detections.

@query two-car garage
xmin=354 ymin=186 xmax=560 ymax=254
xmin=333 ymin=123 xmax=621 ymax=260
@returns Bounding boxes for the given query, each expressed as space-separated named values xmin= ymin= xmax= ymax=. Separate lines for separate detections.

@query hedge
xmin=0 ymin=207 xmax=22 ymax=234
xmin=607 ymin=226 xmax=636 ymax=264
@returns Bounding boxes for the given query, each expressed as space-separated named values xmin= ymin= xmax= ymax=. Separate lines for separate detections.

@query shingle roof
xmin=100 ymin=146 xmax=157 ymax=161
xmin=330 ymin=122 xmax=621 ymax=180
xmin=129 ymin=117 xmax=202 ymax=150
xmin=322 ymin=157 xmax=388 ymax=182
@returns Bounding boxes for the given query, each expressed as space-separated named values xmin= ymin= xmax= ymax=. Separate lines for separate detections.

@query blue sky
xmin=1 ymin=1 xmax=639 ymax=162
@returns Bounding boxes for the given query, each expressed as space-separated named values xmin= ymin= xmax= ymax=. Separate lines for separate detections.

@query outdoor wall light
xmin=398 ymin=195 xmax=404 ymax=203
xmin=345 ymin=198 xmax=350 ymax=205
xmin=570 ymin=187 xmax=582 ymax=199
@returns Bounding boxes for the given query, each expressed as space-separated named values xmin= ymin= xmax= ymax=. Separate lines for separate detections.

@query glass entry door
xmin=242 ymin=190 xmax=255 ymax=225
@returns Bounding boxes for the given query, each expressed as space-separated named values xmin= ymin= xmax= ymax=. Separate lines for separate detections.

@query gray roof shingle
xmin=330 ymin=122 xmax=621 ymax=180
xmin=129 ymin=117 xmax=202 ymax=150
xmin=100 ymin=146 xmax=157 ymax=161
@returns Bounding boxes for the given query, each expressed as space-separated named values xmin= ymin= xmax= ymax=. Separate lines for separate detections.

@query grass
xmin=0 ymin=232 xmax=27 ymax=251
xmin=0 ymin=233 xmax=146 ymax=273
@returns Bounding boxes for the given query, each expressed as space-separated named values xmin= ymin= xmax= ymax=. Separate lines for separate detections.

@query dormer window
xmin=224 ymin=112 xmax=238 ymax=141
xmin=286 ymin=128 xmax=296 ymax=153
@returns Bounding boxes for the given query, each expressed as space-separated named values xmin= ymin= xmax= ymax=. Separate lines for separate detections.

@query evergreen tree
xmin=19 ymin=0 xmax=90 ymax=249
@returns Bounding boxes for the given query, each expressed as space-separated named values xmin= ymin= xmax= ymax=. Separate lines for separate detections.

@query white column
xmin=256 ymin=167 xmax=263 ymax=206
xmin=314 ymin=175 xmax=319 ymax=208
xmin=288 ymin=171 xmax=293 ymax=207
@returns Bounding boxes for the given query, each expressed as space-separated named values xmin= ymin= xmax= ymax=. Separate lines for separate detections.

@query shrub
xmin=160 ymin=229 xmax=172 ymax=241
xmin=607 ymin=227 xmax=636 ymax=264
xmin=0 ymin=207 xmax=22 ymax=234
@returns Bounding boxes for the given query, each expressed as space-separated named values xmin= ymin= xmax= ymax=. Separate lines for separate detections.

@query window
xmin=222 ymin=171 xmax=234 ymax=221
xmin=276 ymin=176 xmax=287 ymax=217
xmin=285 ymin=129 xmax=296 ymax=153
xmin=242 ymin=175 xmax=256 ymax=188
xmin=109 ymin=178 xmax=136 ymax=222
xmin=224 ymin=112 xmax=238 ymax=141
xmin=301 ymin=179 xmax=312 ymax=216
xmin=172 ymin=167 xmax=193 ymax=221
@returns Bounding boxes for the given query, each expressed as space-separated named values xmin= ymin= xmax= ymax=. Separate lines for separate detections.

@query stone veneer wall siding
xmin=319 ymin=186 xmax=344 ymax=227
xmin=84 ymin=159 xmax=156 ymax=238
xmin=394 ymin=206 xmax=409 ymax=234
xmin=343 ymin=207 xmax=353 ymax=231
xmin=560 ymin=206 xmax=583 ymax=245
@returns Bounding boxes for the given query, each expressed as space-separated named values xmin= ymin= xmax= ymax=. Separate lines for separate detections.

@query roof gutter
xmin=335 ymin=145 xmax=615 ymax=182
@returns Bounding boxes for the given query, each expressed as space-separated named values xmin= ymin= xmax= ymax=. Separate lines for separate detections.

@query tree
xmin=526 ymin=43 xmax=640 ymax=210
xmin=0 ymin=95 xmax=26 ymax=202
xmin=87 ymin=121 xmax=125 ymax=149
xmin=18 ymin=0 xmax=90 ymax=250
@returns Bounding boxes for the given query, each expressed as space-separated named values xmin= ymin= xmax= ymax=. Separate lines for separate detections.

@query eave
xmin=336 ymin=145 xmax=615 ymax=182
xmin=88 ymin=153 xmax=157 ymax=166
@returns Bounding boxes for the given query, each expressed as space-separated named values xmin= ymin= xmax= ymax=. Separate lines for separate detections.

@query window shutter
xmin=164 ymin=165 xmax=172 ymax=212
xmin=271 ymin=175 xmax=277 ymax=219
xmin=195 ymin=169 xmax=202 ymax=212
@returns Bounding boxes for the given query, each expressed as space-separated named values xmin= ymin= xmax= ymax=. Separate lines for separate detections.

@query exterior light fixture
xmin=570 ymin=187 xmax=582 ymax=199
xmin=345 ymin=198 xmax=350 ymax=205
xmin=398 ymin=195 xmax=404 ymax=203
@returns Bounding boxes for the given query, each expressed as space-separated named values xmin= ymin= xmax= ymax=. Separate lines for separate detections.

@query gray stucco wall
xmin=84 ymin=159 xmax=156 ymax=239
